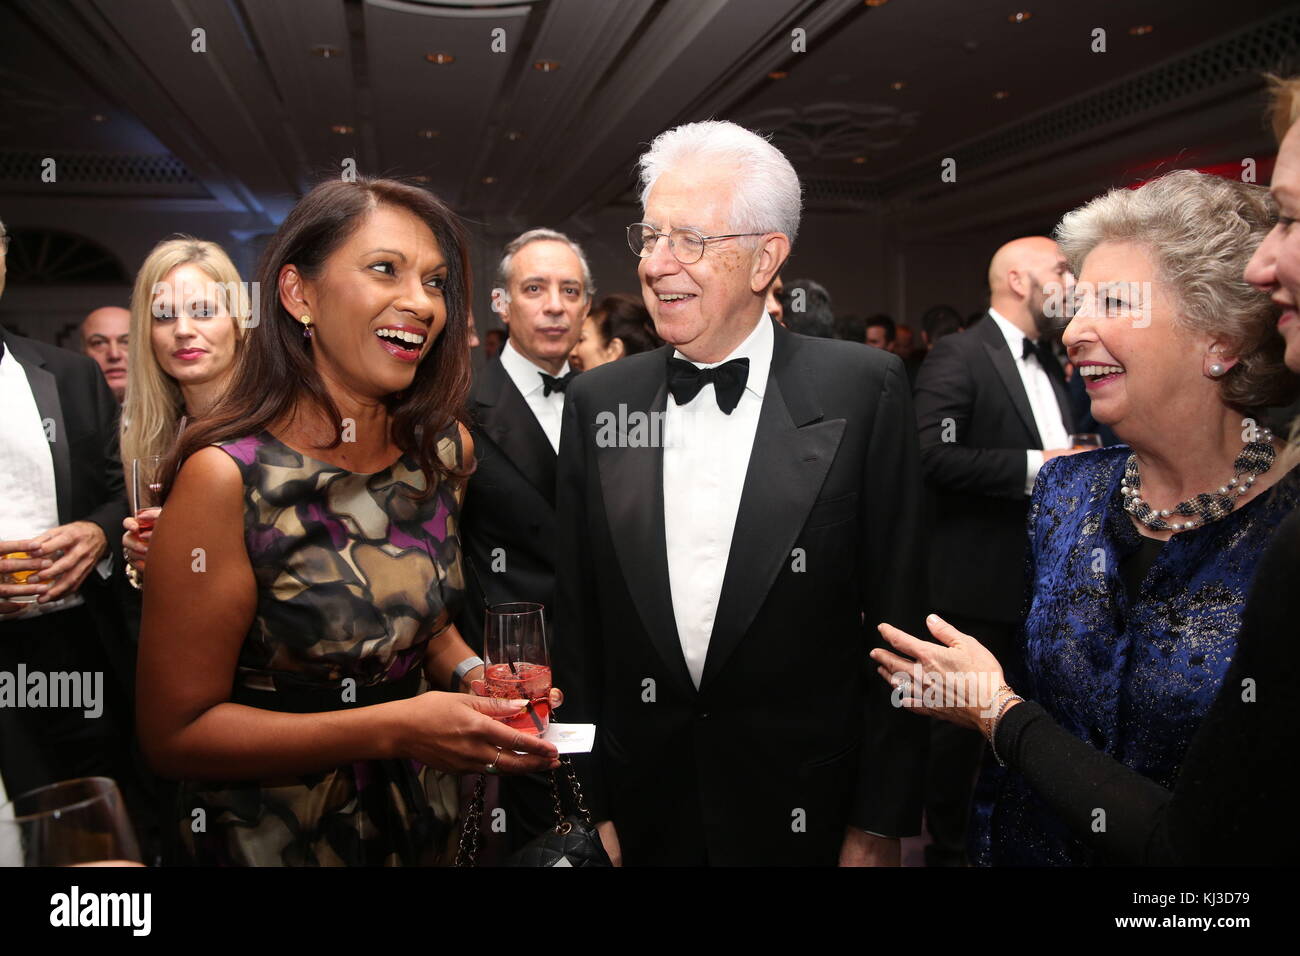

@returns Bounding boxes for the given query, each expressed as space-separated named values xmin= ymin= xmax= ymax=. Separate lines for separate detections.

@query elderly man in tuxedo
xmin=0 ymin=217 xmax=133 ymax=803
xmin=555 ymin=121 xmax=927 ymax=866
xmin=456 ymin=227 xmax=590 ymax=850
xmin=911 ymin=236 xmax=1081 ymax=866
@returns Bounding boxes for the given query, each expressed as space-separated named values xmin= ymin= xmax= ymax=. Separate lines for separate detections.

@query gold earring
xmin=300 ymin=314 xmax=313 ymax=340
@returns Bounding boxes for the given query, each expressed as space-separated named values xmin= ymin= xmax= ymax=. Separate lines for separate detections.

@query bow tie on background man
xmin=666 ymin=356 xmax=750 ymax=414
xmin=539 ymin=370 xmax=577 ymax=396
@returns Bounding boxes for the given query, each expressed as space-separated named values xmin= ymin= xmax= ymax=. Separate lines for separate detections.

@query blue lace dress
xmin=971 ymin=446 xmax=1300 ymax=866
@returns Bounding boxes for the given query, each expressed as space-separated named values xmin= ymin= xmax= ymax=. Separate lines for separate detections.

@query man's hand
xmin=0 ymin=539 xmax=52 ymax=614
xmin=28 ymin=521 xmax=108 ymax=602
xmin=838 ymin=827 xmax=901 ymax=867
xmin=596 ymin=820 xmax=622 ymax=867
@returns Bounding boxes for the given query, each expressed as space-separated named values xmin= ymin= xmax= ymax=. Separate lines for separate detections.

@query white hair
xmin=494 ymin=228 xmax=595 ymax=304
xmin=637 ymin=120 xmax=802 ymax=246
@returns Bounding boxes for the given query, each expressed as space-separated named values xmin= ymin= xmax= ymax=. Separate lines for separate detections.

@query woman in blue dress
xmin=877 ymin=168 xmax=1299 ymax=865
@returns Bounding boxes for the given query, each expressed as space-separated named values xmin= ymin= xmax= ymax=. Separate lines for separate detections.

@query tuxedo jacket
xmin=0 ymin=330 xmax=129 ymax=665
xmin=456 ymin=356 xmax=559 ymax=653
xmin=912 ymin=313 xmax=1074 ymax=624
xmin=555 ymin=319 xmax=927 ymax=866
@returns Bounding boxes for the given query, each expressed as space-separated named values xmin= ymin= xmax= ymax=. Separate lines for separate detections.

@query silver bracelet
xmin=452 ymin=655 xmax=484 ymax=690
xmin=988 ymin=694 xmax=1025 ymax=768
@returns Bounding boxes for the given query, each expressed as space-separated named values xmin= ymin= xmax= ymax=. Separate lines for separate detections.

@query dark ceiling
xmin=1 ymin=0 xmax=1297 ymax=235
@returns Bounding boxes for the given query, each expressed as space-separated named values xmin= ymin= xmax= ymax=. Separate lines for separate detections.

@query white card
xmin=542 ymin=722 xmax=596 ymax=753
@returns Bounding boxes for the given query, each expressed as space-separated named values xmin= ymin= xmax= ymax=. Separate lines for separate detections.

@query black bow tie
xmin=667 ymin=357 xmax=750 ymax=414
xmin=539 ymin=370 xmax=576 ymax=397
xmin=1022 ymin=338 xmax=1042 ymax=360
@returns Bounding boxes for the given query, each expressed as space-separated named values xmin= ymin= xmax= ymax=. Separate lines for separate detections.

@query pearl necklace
xmin=1120 ymin=428 xmax=1276 ymax=532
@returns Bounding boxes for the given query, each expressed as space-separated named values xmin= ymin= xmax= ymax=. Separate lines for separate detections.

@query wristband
xmin=452 ymin=655 xmax=484 ymax=690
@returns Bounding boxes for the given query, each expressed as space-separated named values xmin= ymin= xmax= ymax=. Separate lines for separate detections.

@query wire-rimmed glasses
xmin=626 ymin=222 xmax=769 ymax=264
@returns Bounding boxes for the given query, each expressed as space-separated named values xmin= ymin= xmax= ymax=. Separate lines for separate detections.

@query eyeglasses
xmin=626 ymin=222 xmax=768 ymax=265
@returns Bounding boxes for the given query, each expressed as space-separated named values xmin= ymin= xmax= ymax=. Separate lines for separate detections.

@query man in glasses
xmin=555 ymin=121 xmax=927 ymax=866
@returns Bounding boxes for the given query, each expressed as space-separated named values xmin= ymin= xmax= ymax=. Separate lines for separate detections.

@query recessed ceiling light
xmin=993 ymin=90 xmax=1010 ymax=100
xmin=331 ymin=124 xmax=354 ymax=134
xmin=768 ymin=70 xmax=789 ymax=80
xmin=417 ymin=129 xmax=439 ymax=139
xmin=90 ymin=113 xmax=106 ymax=122
xmin=890 ymin=80 xmax=905 ymax=91
xmin=425 ymin=52 xmax=455 ymax=65
xmin=533 ymin=60 xmax=560 ymax=72
xmin=852 ymin=156 xmax=867 ymax=164
xmin=505 ymin=131 xmax=524 ymax=141
xmin=1009 ymin=11 xmax=1032 ymax=23
xmin=1129 ymin=25 xmax=1154 ymax=36
xmin=482 ymin=176 xmax=497 ymax=184
xmin=312 ymin=45 xmax=342 ymax=58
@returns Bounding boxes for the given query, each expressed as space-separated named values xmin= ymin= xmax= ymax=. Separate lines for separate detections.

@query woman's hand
xmin=467 ymin=677 xmax=565 ymax=714
xmin=395 ymin=691 xmax=560 ymax=775
xmin=870 ymin=614 xmax=1011 ymax=734
xmin=123 ymin=515 xmax=149 ymax=575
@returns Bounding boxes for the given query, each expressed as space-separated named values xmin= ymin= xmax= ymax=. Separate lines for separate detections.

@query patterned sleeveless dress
xmin=174 ymin=425 xmax=467 ymax=866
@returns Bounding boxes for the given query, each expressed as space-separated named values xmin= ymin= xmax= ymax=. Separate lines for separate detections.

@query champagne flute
xmin=131 ymin=456 xmax=166 ymax=539
xmin=0 ymin=777 xmax=142 ymax=866
xmin=479 ymin=602 xmax=551 ymax=735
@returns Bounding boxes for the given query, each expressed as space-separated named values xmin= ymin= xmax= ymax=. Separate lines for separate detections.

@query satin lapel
xmin=7 ymin=338 xmax=72 ymax=523
xmin=594 ymin=358 xmax=695 ymax=694
xmin=472 ymin=359 xmax=557 ymax=505
xmin=979 ymin=317 xmax=1041 ymax=446
xmin=700 ymin=326 xmax=845 ymax=690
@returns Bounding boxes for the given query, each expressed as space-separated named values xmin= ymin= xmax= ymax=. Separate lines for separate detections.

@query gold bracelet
xmin=124 ymin=548 xmax=143 ymax=591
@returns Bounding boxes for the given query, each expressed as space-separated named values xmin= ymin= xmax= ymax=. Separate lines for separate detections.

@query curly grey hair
xmin=1055 ymin=169 xmax=1296 ymax=409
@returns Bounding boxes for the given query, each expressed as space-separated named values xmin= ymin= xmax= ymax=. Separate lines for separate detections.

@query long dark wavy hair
xmin=164 ymin=176 xmax=473 ymax=499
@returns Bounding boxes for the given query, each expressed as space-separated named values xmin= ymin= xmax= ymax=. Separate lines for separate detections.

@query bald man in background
xmin=79 ymin=306 xmax=130 ymax=403
xmin=912 ymin=236 xmax=1081 ymax=867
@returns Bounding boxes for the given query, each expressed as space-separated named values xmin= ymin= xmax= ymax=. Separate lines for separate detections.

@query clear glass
xmin=479 ymin=602 xmax=551 ymax=735
xmin=0 ymin=777 xmax=142 ymax=867
xmin=131 ymin=456 xmax=166 ymax=535
xmin=1069 ymin=432 xmax=1103 ymax=450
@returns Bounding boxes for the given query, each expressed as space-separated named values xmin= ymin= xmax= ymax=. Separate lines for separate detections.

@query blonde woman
xmin=121 ymin=237 xmax=248 ymax=580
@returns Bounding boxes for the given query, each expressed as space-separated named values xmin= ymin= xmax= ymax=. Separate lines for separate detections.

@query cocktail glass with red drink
xmin=479 ymin=602 xmax=551 ymax=735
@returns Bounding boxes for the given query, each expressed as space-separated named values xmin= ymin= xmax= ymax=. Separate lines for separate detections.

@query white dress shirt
xmin=0 ymin=344 xmax=83 ymax=618
xmin=499 ymin=339 xmax=570 ymax=454
xmin=987 ymin=309 xmax=1071 ymax=494
xmin=663 ymin=313 xmax=773 ymax=689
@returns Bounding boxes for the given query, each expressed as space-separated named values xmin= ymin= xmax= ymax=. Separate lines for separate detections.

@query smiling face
xmin=639 ymin=163 xmax=779 ymax=363
xmin=1245 ymin=120 xmax=1300 ymax=374
xmin=499 ymin=239 xmax=586 ymax=374
xmin=283 ymin=203 xmax=448 ymax=401
xmin=1064 ymin=240 xmax=1224 ymax=439
xmin=150 ymin=263 xmax=240 ymax=390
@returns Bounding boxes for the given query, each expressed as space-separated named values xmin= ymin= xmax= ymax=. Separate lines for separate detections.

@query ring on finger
xmin=485 ymin=746 xmax=503 ymax=774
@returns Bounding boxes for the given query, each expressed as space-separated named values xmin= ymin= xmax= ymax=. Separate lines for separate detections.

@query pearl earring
xmin=1208 ymin=363 xmax=1225 ymax=377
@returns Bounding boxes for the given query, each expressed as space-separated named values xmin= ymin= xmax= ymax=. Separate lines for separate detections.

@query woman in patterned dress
xmin=136 ymin=177 xmax=560 ymax=866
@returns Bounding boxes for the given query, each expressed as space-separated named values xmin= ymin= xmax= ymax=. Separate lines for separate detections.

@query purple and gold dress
xmin=174 ymin=425 xmax=467 ymax=866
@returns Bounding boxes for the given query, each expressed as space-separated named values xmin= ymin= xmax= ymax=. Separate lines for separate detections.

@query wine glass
xmin=131 ymin=456 xmax=166 ymax=539
xmin=479 ymin=602 xmax=551 ymax=735
xmin=0 ymin=777 xmax=143 ymax=866
xmin=1069 ymin=432 xmax=1102 ymax=451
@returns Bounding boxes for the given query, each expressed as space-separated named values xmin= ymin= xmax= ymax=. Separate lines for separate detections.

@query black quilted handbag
xmin=456 ymin=756 xmax=612 ymax=868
